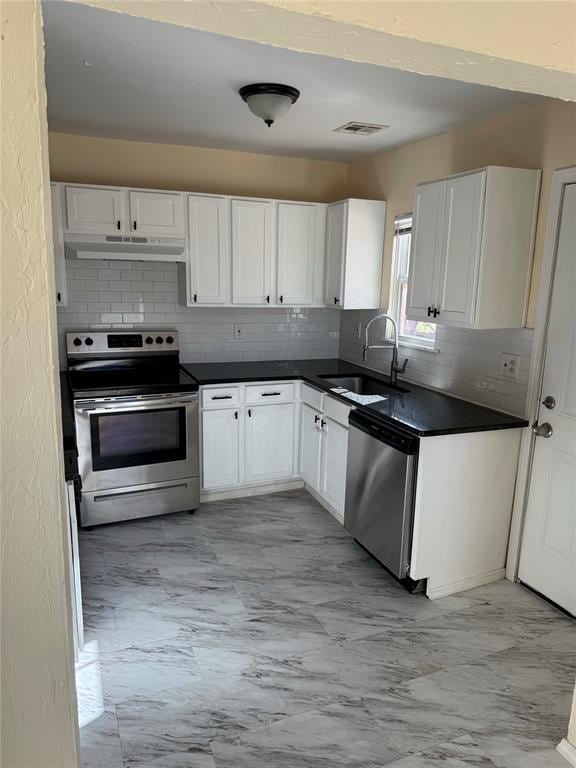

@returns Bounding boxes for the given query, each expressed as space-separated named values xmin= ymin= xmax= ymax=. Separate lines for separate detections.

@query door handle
xmin=532 ymin=421 xmax=553 ymax=438
xmin=542 ymin=395 xmax=556 ymax=410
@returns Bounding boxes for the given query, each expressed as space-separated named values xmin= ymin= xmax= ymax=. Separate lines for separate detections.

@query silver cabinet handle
xmin=532 ymin=421 xmax=553 ymax=438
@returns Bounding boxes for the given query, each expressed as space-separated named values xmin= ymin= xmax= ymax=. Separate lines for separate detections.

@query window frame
xmin=390 ymin=214 xmax=437 ymax=351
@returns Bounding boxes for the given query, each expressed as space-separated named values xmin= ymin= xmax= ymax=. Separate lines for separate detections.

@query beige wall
xmin=1 ymin=2 xmax=80 ymax=767
xmin=348 ymin=99 xmax=576 ymax=327
xmin=49 ymin=132 xmax=348 ymax=202
xmin=77 ymin=0 xmax=576 ymax=100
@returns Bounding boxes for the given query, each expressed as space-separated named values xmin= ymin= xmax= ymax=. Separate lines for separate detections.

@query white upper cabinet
xmin=65 ymin=186 xmax=124 ymax=233
xmin=324 ymin=199 xmax=385 ymax=309
xmin=231 ymin=199 xmax=274 ymax=305
xmin=277 ymin=202 xmax=316 ymax=305
xmin=128 ymin=190 xmax=185 ymax=236
xmin=407 ymin=181 xmax=446 ymax=321
xmin=187 ymin=195 xmax=230 ymax=305
xmin=407 ymin=166 xmax=540 ymax=329
xmin=50 ymin=183 xmax=68 ymax=306
xmin=324 ymin=202 xmax=347 ymax=307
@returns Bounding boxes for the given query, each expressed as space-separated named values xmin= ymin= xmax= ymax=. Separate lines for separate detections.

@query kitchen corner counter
xmin=182 ymin=358 xmax=528 ymax=437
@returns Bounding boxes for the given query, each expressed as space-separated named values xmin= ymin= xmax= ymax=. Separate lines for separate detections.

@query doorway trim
xmin=506 ymin=165 xmax=576 ymax=580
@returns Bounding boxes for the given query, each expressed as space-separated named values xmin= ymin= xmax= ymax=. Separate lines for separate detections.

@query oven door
xmin=75 ymin=394 xmax=199 ymax=492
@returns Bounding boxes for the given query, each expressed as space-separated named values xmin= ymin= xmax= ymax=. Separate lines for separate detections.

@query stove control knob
xmin=155 ymin=336 xmax=164 ymax=344
xmin=166 ymin=335 xmax=174 ymax=345
xmin=145 ymin=336 xmax=154 ymax=345
xmin=73 ymin=337 xmax=82 ymax=347
xmin=85 ymin=337 xmax=94 ymax=346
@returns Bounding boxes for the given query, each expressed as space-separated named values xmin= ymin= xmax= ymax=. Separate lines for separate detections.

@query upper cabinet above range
xmin=407 ymin=166 xmax=541 ymax=329
xmin=324 ymin=199 xmax=386 ymax=309
xmin=64 ymin=185 xmax=185 ymax=237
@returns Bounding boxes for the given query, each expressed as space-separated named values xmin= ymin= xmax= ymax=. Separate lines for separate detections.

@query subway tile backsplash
xmin=56 ymin=259 xmax=340 ymax=366
xmin=339 ymin=310 xmax=533 ymax=416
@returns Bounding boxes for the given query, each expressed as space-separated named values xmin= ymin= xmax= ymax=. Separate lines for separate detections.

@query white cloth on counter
xmin=329 ymin=387 xmax=387 ymax=405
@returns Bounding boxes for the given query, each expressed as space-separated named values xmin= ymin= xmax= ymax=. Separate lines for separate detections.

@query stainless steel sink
xmin=320 ymin=374 xmax=409 ymax=395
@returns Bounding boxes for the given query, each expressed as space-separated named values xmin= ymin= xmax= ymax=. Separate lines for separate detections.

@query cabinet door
xmin=406 ymin=181 xmax=446 ymax=321
xmin=277 ymin=203 xmax=315 ymax=305
xmin=202 ymin=408 xmax=240 ymax=490
xmin=436 ymin=171 xmax=485 ymax=326
xmin=324 ymin=202 xmax=346 ymax=306
xmin=188 ymin=196 xmax=230 ymax=305
xmin=299 ymin=403 xmax=322 ymax=490
xmin=129 ymin=190 xmax=185 ymax=236
xmin=65 ymin=186 xmax=124 ymax=233
xmin=231 ymin=199 xmax=273 ymax=304
xmin=51 ymin=184 xmax=67 ymax=306
xmin=319 ymin=417 xmax=348 ymax=515
xmin=244 ymin=403 xmax=295 ymax=484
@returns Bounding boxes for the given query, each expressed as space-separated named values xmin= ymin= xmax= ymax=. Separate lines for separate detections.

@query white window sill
xmin=398 ymin=339 xmax=440 ymax=354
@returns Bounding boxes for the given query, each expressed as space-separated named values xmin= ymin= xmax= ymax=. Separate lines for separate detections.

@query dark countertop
xmin=183 ymin=358 xmax=528 ymax=437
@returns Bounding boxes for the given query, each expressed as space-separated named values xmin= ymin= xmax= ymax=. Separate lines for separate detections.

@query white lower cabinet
xmin=299 ymin=389 xmax=352 ymax=518
xmin=319 ymin=417 xmax=349 ymax=514
xmin=299 ymin=403 xmax=323 ymax=488
xmin=245 ymin=403 xmax=295 ymax=484
xmin=201 ymin=408 xmax=240 ymax=490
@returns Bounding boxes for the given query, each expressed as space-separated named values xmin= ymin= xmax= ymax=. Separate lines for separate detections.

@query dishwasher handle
xmin=349 ymin=411 xmax=419 ymax=455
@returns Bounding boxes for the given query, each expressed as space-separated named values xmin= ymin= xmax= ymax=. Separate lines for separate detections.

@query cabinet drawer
xmin=201 ymin=386 xmax=240 ymax=408
xmin=245 ymin=383 xmax=294 ymax=404
xmin=301 ymin=384 xmax=324 ymax=411
xmin=324 ymin=395 xmax=354 ymax=428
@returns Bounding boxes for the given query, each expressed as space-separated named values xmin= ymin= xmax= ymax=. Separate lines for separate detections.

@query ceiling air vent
xmin=333 ymin=122 xmax=388 ymax=136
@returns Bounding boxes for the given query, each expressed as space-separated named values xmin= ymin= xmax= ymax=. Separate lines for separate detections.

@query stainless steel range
xmin=67 ymin=330 xmax=199 ymax=527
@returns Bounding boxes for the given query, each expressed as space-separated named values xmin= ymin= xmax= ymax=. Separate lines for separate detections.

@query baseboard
xmin=200 ymin=480 xmax=304 ymax=503
xmin=304 ymin=484 xmax=344 ymax=525
xmin=557 ymin=739 xmax=576 ymax=766
xmin=426 ymin=568 xmax=506 ymax=600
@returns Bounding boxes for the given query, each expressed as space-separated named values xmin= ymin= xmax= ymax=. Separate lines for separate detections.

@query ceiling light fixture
xmin=239 ymin=83 xmax=300 ymax=127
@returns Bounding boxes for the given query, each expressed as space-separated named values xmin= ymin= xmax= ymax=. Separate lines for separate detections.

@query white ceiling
xmin=42 ymin=1 xmax=538 ymax=162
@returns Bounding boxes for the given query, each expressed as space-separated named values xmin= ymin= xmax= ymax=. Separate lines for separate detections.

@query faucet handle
xmin=393 ymin=357 xmax=408 ymax=374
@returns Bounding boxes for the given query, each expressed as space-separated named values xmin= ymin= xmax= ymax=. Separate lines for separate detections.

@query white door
xmin=129 ymin=191 xmax=185 ymax=236
xmin=188 ymin=196 xmax=230 ymax=305
xmin=65 ymin=186 xmax=124 ymax=233
xmin=244 ymin=403 xmax=295 ymax=483
xmin=319 ymin=417 xmax=349 ymax=515
xmin=277 ymin=202 xmax=315 ymax=305
xmin=436 ymin=171 xmax=485 ymax=326
xmin=50 ymin=184 xmax=67 ymax=306
xmin=202 ymin=408 xmax=240 ymax=490
xmin=231 ymin=199 xmax=273 ymax=304
xmin=406 ymin=181 xmax=445 ymax=321
xmin=324 ymin=202 xmax=346 ymax=307
xmin=299 ymin=403 xmax=322 ymax=490
xmin=519 ymin=183 xmax=576 ymax=616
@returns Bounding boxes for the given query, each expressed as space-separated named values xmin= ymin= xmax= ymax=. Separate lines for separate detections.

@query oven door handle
xmin=75 ymin=397 xmax=197 ymax=414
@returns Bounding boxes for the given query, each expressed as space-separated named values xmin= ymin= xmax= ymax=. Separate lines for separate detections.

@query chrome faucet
xmin=362 ymin=313 xmax=408 ymax=387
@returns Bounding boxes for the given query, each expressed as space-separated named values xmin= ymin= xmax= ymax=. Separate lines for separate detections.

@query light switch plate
xmin=500 ymin=353 xmax=520 ymax=379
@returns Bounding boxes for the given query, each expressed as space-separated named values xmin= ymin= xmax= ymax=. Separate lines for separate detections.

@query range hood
xmin=64 ymin=233 xmax=186 ymax=262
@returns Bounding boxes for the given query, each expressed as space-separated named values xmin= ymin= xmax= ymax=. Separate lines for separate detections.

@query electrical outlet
xmin=500 ymin=353 xmax=520 ymax=380
xmin=354 ymin=322 xmax=362 ymax=339
xmin=233 ymin=323 xmax=244 ymax=340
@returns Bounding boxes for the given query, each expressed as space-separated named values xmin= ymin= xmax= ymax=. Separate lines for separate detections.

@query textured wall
xmin=339 ymin=311 xmax=532 ymax=416
xmin=49 ymin=132 xmax=348 ymax=203
xmin=347 ymin=100 xmax=576 ymax=327
xmin=57 ymin=259 xmax=340 ymax=365
xmin=1 ymin=2 xmax=80 ymax=766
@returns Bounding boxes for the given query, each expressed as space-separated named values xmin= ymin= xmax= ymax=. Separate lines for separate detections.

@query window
xmin=391 ymin=215 xmax=436 ymax=349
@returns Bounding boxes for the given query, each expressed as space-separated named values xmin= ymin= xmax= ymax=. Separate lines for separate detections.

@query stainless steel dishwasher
xmin=344 ymin=411 xmax=419 ymax=581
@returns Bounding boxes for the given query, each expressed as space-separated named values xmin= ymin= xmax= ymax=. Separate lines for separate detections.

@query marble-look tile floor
xmin=76 ymin=490 xmax=575 ymax=768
